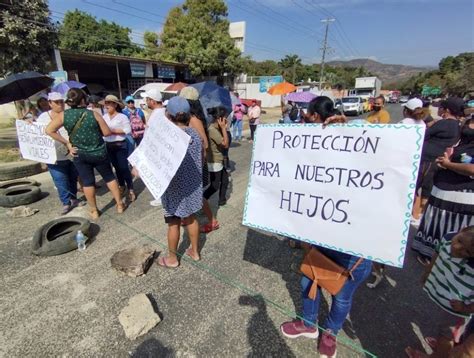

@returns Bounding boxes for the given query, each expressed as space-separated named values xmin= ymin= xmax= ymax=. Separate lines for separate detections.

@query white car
xmin=341 ymin=96 xmax=364 ymax=116
xmin=399 ymin=95 xmax=409 ymax=103
xmin=132 ymin=82 xmax=170 ymax=109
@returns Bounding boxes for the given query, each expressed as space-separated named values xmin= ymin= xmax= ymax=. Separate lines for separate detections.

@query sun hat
xmin=99 ymin=94 xmax=125 ymax=109
xmin=179 ymin=87 xmax=199 ymax=101
xmin=166 ymin=96 xmax=190 ymax=116
xmin=402 ymin=98 xmax=423 ymax=111
xmin=140 ymin=88 xmax=163 ymax=102
xmin=124 ymin=95 xmax=135 ymax=103
xmin=47 ymin=92 xmax=64 ymax=101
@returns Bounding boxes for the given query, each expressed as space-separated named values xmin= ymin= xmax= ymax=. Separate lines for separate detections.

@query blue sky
xmin=49 ymin=0 xmax=473 ymax=67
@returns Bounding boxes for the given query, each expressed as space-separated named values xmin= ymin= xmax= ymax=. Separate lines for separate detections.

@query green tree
xmin=59 ymin=10 xmax=141 ymax=56
xmin=158 ymin=0 xmax=243 ymax=77
xmin=0 ymin=0 xmax=58 ymax=76
xmin=142 ymin=31 xmax=159 ymax=58
xmin=278 ymin=54 xmax=302 ymax=83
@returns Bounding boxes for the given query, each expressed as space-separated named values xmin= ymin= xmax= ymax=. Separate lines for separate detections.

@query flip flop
xmin=200 ymin=221 xmax=220 ymax=234
xmin=157 ymin=256 xmax=179 ymax=269
xmin=185 ymin=248 xmax=200 ymax=261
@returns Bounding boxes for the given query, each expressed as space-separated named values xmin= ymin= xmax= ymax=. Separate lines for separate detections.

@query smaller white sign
xmin=128 ymin=117 xmax=190 ymax=200
xmin=16 ymin=120 xmax=57 ymax=164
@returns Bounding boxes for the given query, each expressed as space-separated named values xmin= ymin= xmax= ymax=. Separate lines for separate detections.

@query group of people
xmin=276 ymin=95 xmax=473 ymax=357
xmin=28 ymin=87 xmax=473 ymax=356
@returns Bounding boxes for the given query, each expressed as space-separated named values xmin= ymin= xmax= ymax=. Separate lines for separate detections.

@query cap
xmin=47 ymin=92 xmax=64 ymax=101
xmin=140 ymin=88 xmax=162 ymax=102
xmin=402 ymin=98 xmax=423 ymax=111
xmin=179 ymin=87 xmax=199 ymax=101
xmin=124 ymin=95 xmax=134 ymax=103
xmin=166 ymin=96 xmax=190 ymax=116
xmin=440 ymin=97 xmax=465 ymax=116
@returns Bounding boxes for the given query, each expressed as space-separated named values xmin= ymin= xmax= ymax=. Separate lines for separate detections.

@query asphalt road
xmin=0 ymin=105 xmax=442 ymax=358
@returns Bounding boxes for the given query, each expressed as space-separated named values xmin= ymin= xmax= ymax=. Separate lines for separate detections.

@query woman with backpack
xmin=46 ymin=88 xmax=125 ymax=220
xmin=100 ymin=95 xmax=136 ymax=203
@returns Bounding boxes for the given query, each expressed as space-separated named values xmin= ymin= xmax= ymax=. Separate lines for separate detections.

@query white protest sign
xmin=16 ymin=120 xmax=57 ymax=164
xmin=243 ymin=123 xmax=425 ymax=267
xmin=128 ymin=116 xmax=190 ymax=200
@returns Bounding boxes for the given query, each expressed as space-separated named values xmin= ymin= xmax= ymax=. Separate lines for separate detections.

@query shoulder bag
xmin=300 ymin=247 xmax=364 ymax=300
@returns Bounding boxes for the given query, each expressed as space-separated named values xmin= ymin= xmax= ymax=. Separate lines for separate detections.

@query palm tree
xmin=278 ymin=54 xmax=302 ymax=83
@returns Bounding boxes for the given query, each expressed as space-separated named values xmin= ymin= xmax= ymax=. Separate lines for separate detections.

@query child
xmin=156 ymin=96 xmax=203 ymax=268
xmin=406 ymin=226 xmax=474 ymax=357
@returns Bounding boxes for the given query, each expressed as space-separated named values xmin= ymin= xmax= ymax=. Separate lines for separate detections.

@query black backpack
xmin=289 ymin=105 xmax=299 ymax=121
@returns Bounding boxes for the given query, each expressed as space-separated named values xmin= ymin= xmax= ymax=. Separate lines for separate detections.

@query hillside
xmin=327 ymin=59 xmax=433 ymax=86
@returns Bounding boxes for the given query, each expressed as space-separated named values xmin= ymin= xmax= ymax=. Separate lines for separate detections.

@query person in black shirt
xmin=411 ymin=97 xmax=463 ymax=227
xmin=412 ymin=116 xmax=474 ymax=265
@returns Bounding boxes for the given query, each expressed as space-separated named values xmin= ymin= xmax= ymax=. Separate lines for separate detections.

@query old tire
xmin=0 ymin=178 xmax=40 ymax=191
xmin=32 ymin=217 xmax=91 ymax=256
xmin=0 ymin=161 xmax=43 ymax=181
xmin=0 ymin=185 xmax=41 ymax=207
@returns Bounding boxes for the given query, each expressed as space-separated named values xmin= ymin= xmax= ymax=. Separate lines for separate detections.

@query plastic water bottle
xmin=76 ymin=230 xmax=86 ymax=251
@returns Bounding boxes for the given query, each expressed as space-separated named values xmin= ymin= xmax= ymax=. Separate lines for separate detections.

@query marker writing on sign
xmin=272 ymin=130 xmax=381 ymax=154
xmin=279 ymin=190 xmax=350 ymax=224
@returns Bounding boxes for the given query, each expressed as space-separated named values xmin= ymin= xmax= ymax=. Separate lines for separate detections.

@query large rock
xmin=118 ymin=293 xmax=161 ymax=340
xmin=110 ymin=246 xmax=156 ymax=277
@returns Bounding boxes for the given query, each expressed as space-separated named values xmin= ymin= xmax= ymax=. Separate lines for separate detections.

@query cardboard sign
xmin=128 ymin=116 xmax=190 ymax=200
xmin=16 ymin=120 xmax=57 ymax=164
xmin=243 ymin=123 xmax=425 ymax=267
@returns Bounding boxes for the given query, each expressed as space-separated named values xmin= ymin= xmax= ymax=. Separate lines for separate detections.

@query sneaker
xmin=318 ymin=330 xmax=337 ymax=357
xmin=280 ymin=320 xmax=319 ymax=339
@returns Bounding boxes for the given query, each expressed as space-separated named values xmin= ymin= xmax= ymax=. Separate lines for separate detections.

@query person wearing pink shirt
xmin=248 ymin=100 xmax=261 ymax=142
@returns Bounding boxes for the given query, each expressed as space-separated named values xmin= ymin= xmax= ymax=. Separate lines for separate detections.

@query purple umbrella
xmin=285 ymin=91 xmax=317 ymax=103
xmin=52 ymin=80 xmax=86 ymax=95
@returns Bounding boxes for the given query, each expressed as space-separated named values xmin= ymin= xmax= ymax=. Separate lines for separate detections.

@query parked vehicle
xmin=388 ymin=90 xmax=401 ymax=103
xmin=341 ymin=97 xmax=364 ymax=116
xmin=348 ymin=77 xmax=382 ymax=99
xmin=362 ymin=98 xmax=371 ymax=112
xmin=132 ymin=82 xmax=169 ymax=109
xmin=399 ymin=95 xmax=409 ymax=103
xmin=334 ymin=98 xmax=343 ymax=113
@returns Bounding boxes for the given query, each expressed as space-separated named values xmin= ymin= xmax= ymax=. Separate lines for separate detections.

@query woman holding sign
xmin=157 ymin=96 xmax=203 ymax=267
xmin=46 ymin=88 xmax=125 ymax=220
xmin=36 ymin=92 xmax=80 ymax=215
xmin=280 ymin=97 xmax=371 ymax=358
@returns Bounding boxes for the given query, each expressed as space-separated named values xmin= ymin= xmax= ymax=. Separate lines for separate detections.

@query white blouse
xmin=102 ymin=112 xmax=131 ymax=142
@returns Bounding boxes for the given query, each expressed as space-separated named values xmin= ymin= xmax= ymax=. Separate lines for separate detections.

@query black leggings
xmin=250 ymin=124 xmax=257 ymax=141
xmin=106 ymin=141 xmax=134 ymax=190
xmin=203 ymin=169 xmax=228 ymax=203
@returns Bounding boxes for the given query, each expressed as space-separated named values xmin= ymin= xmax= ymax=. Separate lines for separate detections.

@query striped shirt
xmin=423 ymin=233 xmax=474 ymax=318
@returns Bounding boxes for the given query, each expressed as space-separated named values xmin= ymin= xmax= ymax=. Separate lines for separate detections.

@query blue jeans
xmin=125 ymin=134 xmax=135 ymax=156
xmin=47 ymin=160 xmax=78 ymax=206
xmin=232 ymin=120 xmax=243 ymax=140
xmin=301 ymin=249 xmax=372 ymax=333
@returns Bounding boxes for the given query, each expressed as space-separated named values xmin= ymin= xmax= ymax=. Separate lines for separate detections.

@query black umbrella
xmin=0 ymin=71 xmax=54 ymax=105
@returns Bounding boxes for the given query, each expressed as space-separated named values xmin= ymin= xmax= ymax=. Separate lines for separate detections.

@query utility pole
xmin=319 ymin=18 xmax=335 ymax=91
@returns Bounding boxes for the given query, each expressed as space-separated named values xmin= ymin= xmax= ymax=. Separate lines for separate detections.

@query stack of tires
xmin=0 ymin=179 xmax=42 ymax=208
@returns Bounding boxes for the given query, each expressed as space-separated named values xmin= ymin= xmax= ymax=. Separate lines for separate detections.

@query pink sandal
xmin=157 ymin=256 xmax=179 ymax=269
xmin=200 ymin=221 xmax=219 ymax=233
xmin=185 ymin=248 xmax=200 ymax=261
